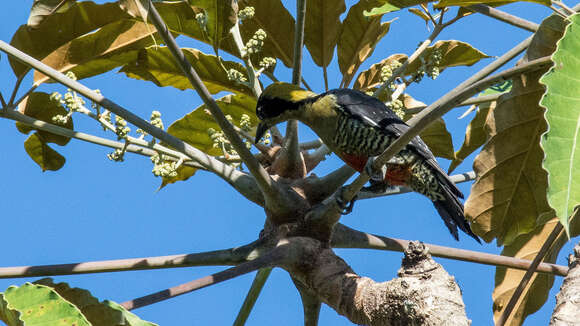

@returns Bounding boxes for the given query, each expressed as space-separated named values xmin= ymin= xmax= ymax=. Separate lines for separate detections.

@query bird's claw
xmin=336 ymin=186 xmax=358 ymax=215
xmin=364 ymin=156 xmax=388 ymax=182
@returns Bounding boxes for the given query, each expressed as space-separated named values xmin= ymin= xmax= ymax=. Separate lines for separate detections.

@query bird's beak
xmin=255 ymin=122 xmax=269 ymax=144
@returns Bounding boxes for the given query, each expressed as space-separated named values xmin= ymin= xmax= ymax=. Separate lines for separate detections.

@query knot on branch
xmin=568 ymin=243 xmax=580 ymax=268
xmin=399 ymin=241 xmax=438 ymax=276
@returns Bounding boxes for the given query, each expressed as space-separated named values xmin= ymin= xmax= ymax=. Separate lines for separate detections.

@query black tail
xmin=433 ymin=179 xmax=481 ymax=243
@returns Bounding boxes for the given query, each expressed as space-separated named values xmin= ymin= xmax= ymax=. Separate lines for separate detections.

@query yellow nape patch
xmin=309 ymin=94 xmax=338 ymax=118
xmin=262 ymin=82 xmax=316 ymax=102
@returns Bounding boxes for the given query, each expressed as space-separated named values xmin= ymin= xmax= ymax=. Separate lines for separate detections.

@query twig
xmin=0 ymin=241 xmax=262 ymax=279
xmin=233 ymin=268 xmax=272 ymax=326
xmin=230 ymin=21 xmax=261 ymax=97
xmin=0 ymin=40 xmax=266 ymax=205
xmin=0 ymin=92 xmax=7 ymax=108
xmin=300 ymin=139 xmax=323 ymax=150
xmin=144 ymin=2 xmax=277 ymax=199
xmin=467 ymin=4 xmax=539 ymax=32
xmin=8 ymin=74 xmax=25 ymax=105
xmin=13 ymin=85 xmax=38 ymax=106
xmin=323 ymin=66 xmax=329 ymax=91
xmin=496 ymin=209 xmax=579 ymax=326
xmin=553 ymin=0 xmax=576 ymax=15
xmin=284 ymin=0 xmax=308 ymax=175
xmin=121 ymin=246 xmax=286 ymax=310
xmin=407 ymin=93 xmax=501 ymax=115
xmin=331 ymin=224 xmax=569 ymax=277
xmin=550 ymin=4 xmax=570 ymax=18
xmin=294 ymin=285 xmax=321 ymax=326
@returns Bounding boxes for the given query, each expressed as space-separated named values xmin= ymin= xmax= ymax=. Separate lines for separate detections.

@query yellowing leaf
xmin=160 ymin=166 xmax=198 ymax=189
xmin=9 ymin=1 xmax=129 ymax=77
xmin=16 ymin=92 xmax=73 ymax=146
xmin=493 ymin=216 xmax=580 ymax=326
xmin=304 ymin=0 xmax=346 ymax=68
xmin=353 ymin=54 xmax=407 ymax=91
xmin=405 ymin=40 xmax=490 ymax=75
xmin=338 ymin=1 xmax=393 ymax=87
xmin=465 ymin=15 xmax=568 ymax=245
xmin=120 ymin=46 xmax=253 ymax=95
xmin=24 ymin=133 xmax=66 ymax=171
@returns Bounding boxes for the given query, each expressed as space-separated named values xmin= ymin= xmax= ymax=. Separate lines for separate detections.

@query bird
xmin=254 ymin=82 xmax=480 ymax=243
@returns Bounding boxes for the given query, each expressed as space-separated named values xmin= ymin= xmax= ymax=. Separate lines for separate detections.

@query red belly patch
xmin=340 ymin=153 xmax=368 ymax=172
xmin=385 ymin=164 xmax=411 ymax=186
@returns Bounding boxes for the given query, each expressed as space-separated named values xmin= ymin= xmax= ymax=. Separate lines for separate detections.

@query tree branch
xmin=331 ymin=224 xmax=569 ymax=276
xmin=144 ymin=2 xmax=278 ymax=200
xmin=467 ymin=4 xmax=539 ymax=32
xmin=550 ymin=242 xmax=580 ymax=325
xmin=0 ymin=241 xmax=263 ymax=279
xmin=233 ymin=268 xmax=272 ymax=326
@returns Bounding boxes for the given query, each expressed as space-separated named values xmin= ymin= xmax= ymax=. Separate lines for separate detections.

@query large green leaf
xmin=34 ymin=19 xmax=157 ymax=85
xmin=167 ymin=93 xmax=257 ymax=157
xmin=239 ymin=0 xmax=295 ymax=68
xmin=363 ymin=0 xmax=432 ymax=16
xmin=0 ymin=283 xmax=90 ymax=326
xmin=465 ymin=15 xmax=567 ymax=245
xmin=34 ymin=278 xmax=157 ymax=326
xmin=194 ymin=0 xmax=237 ymax=54
xmin=16 ymin=92 xmax=73 ymax=146
xmin=493 ymin=216 xmax=580 ymax=326
xmin=435 ymin=0 xmax=551 ymax=8
xmin=448 ymin=81 xmax=512 ymax=173
xmin=304 ymin=0 xmax=346 ymax=68
xmin=24 ymin=133 xmax=66 ymax=171
xmin=120 ymin=46 xmax=253 ymax=95
xmin=540 ymin=13 xmax=580 ymax=235
xmin=27 ymin=0 xmax=76 ymax=28
xmin=337 ymin=1 xmax=393 ymax=87
xmin=9 ymin=1 xmax=129 ymax=77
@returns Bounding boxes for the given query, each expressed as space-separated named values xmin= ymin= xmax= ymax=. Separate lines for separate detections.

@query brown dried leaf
xmin=353 ymin=54 xmax=407 ymax=91
xmin=465 ymin=15 xmax=568 ymax=245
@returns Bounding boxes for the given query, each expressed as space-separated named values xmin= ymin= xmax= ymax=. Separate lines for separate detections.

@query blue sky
xmin=0 ymin=1 xmax=577 ymax=325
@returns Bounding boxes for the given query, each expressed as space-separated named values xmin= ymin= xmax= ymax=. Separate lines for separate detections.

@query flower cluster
xmin=114 ymin=115 xmax=130 ymax=140
xmin=259 ymin=57 xmax=276 ymax=70
xmin=151 ymin=153 xmax=179 ymax=178
xmin=244 ymin=29 xmax=266 ymax=56
xmin=107 ymin=149 xmax=125 ymax=162
xmin=238 ymin=6 xmax=255 ymax=20
xmin=227 ymin=69 xmax=248 ymax=85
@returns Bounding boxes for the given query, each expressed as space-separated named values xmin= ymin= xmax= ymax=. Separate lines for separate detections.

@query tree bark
xmin=550 ymin=243 xmax=580 ymax=325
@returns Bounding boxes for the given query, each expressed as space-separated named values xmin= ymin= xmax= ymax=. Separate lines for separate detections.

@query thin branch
xmin=300 ymin=139 xmax=323 ymax=150
xmin=467 ymin=4 xmax=539 ymax=32
xmin=323 ymin=66 xmax=329 ymax=91
xmin=294 ymin=284 xmax=321 ymax=326
xmin=301 ymin=76 xmax=313 ymax=91
xmin=284 ymin=0 xmax=308 ymax=176
xmin=358 ymin=171 xmax=476 ymax=200
xmin=230 ymin=20 xmax=262 ymax=97
xmin=549 ymin=4 xmax=570 ymax=18
xmin=497 ymin=209 xmax=579 ymax=326
xmin=13 ymin=85 xmax=38 ymax=106
xmin=233 ymin=268 xmax=272 ymax=326
xmin=457 ymin=93 xmax=502 ymax=118
xmin=144 ymin=2 xmax=277 ymax=199
xmin=331 ymin=224 xmax=569 ymax=277
xmin=0 ymin=40 xmax=266 ymax=205
xmin=553 ymin=0 xmax=576 ymax=15
xmin=121 ymin=246 xmax=286 ymax=310
xmin=8 ymin=73 xmax=25 ymax=105
xmin=0 ymin=91 xmax=7 ymax=108
xmin=0 ymin=241 xmax=263 ymax=279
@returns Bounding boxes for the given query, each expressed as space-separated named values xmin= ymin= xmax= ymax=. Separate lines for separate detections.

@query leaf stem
xmin=8 ymin=73 xmax=25 ymax=105
xmin=13 ymin=85 xmax=38 ymax=106
xmin=467 ymin=4 xmax=539 ymax=32
xmin=233 ymin=268 xmax=273 ymax=326
xmin=0 ymin=91 xmax=7 ymax=108
xmin=323 ymin=66 xmax=329 ymax=91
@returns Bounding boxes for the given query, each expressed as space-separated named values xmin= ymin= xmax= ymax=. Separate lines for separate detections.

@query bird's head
xmin=255 ymin=82 xmax=317 ymax=143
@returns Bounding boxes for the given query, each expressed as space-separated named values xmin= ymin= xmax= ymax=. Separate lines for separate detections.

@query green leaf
xmin=540 ymin=13 xmax=580 ymax=235
xmin=435 ymin=0 xmax=551 ymax=8
xmin=304 ymin=0 xmax=346 ymax=67
xmin=16 ymin=92 xmax=73 ymax=146
xmin=34 ymin=278 xmax=158 ymax=326
xmin=337 ymin=1 xmax=393 ymax=87
xmin=120 ymin=46 xmax=253 ymax=95
xmin=0 ymin=283 xmax=90 ymax=326
xmin=167 ymin=94 xmax=257 ymax=157
xmin=238 ymin=0 xmax=295 ymax=68
xmin=34 ymin=19 xmax=157 ymax=85
xmin=448 ymin=81 xmax=512 ymax=173
xmin=408 ymin=7 xmax=431 ymax=24
xmin=24 ymin=133 xmax=66 ymax=171
xmin=465 ymin=15 xmax=568 ymax=245
xmin=159 ymin=165 xmax=198 ymax=189
xmin=194 ymin=0 xmax=237 ymax=54
xmin=27 ymin=0 xmax=76 ymax=28
xmin=363 ymin=1 xmax=432 ymax=16
xmin=493 ymin=216 xmax=580 ymax=326
xmin=9 ymin=1 xmax=129 ymax=77
xmin=363 ymin=2 xmax=400 ymax=16
xmin=404 ymin=40 xmax=490 ymax=76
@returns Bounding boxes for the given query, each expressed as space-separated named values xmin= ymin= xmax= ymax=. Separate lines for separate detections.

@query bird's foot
xmin=364 ymin=156 xmax=388 ymax=182
xmin=362 ymin=180 xmax=391 ymax=193
xmin=336 ymin=186 xmax=358 ymax=215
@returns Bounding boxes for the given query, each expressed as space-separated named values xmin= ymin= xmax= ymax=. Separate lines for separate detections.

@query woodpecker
xmin=255 ymin=82 xmax=480 ymax=242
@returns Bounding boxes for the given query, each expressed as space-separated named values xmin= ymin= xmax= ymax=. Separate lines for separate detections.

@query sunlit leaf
xmin=338 ymin=1 xmax=393 ymax=87
xmin=493 ymin=217 xmax=580 ymax=326
xmin=408 ymin=7 xmax=431 ymax=24
xmin=0 ymin=283 xmax=89 ymax=326
xmin=363 ymin=0 xmax=432 ymax=16
xmin=540 ymin=13 xmax=580 ymax=235
xmin=363 ymin=2 xmax=400 ymax=16
xmin=465 ymin=15 xmax=568 ymax=245
xmin=194 ymin=0 xmax=237 ymax=54
xmin=24 ymin=133 xmax=66 ymax=171
xmin=304 ymin=0 xmax=346 ymax=68
xmin=353 ymin=54 xmax=407 ymax=91
xmin=448 ymin=81 xmax=512 ymax=173
xmin=27 ymin=0 xmax=76 ymax=28
xmin=34 ymin=19 xmax=157 ymax=85
xmin=239 ymin=0 xmax=295 ymax=67
xmin=9 ymin=1 xmax=129 ymax=77
xmin=16 ymin=92 xmax=73 ymax=146
xmin=159 ymin=165 xmax=198 ymax=189
xmin=120 ymin=46 xmax=253 ymax=95
xmin=167 ymin=93 xmax=257 ymax=157
xmin=404 ymin=40 xmax=490 ymax=76
xmin=435 ymin=0 xmax=551 ymax=8
xmin=34 ymin=278 xmax=158 ymax=326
